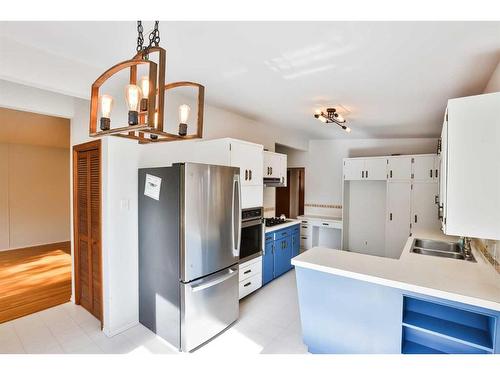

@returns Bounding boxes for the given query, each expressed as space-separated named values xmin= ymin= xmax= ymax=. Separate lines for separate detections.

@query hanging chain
xmin=136 ymin=21 xmax=160 ymax=56
xmin=136 ymin=21 xmax=144 ymax=52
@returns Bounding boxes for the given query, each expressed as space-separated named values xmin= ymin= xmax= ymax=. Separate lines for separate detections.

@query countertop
xmin=291 ymin=230 xmax=500 ymax=312
xmin=265 ymin=219 xmax=301 ymax=233
xmin=297 ymin=214 xmax=342 ymax=222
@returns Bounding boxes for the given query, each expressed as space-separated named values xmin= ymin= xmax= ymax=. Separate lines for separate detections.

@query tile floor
xmin=0 ymin=270 xmax=308 ymax=354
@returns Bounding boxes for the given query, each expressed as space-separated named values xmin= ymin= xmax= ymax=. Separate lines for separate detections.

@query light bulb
xmin=139 ymin=76 xmax=149 ymax=99
xmin=344 ymin=126 xmax=351 ymax=133
xmin=179 ymin=104 xmax=191 ymax=124
xmin=139 ymin=76 xmax=149 ymax=112
xmin=336 ymin=114 xmax=345 ymax=123
xmin=125 ymin=84 xmax=142 ymax=112
xmin=314 ymin=109 xmax=322 ymax=115
xmin=125 ymin=84 xmax=142 ymax=125
xmin=178 ymin=104 xmax=191 ymax=136
xmin=318 ymin=115 xmax=328 ymax=123
xmin=100 ymin=95 xmax=113 ymax=119
xmin=99 ymin=94 xmax=113 ymax=131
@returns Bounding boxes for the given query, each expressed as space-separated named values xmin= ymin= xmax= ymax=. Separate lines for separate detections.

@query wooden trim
xmin=72 ymin=139 xmax=103 ymax=328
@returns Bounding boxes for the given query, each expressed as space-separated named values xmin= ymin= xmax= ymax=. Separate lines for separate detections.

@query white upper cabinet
xmin=343 ymin=159 xmax=365 ymax=180
xmin=364 ymin=158 xmax=387 ymax=180
xmin=412 ymin=155 xmax=439 ymax=181
xmin=343 ymin=157 xmax=387 ymax=181
xmin=230 ymin=141 xmax=263 ymax=187
xmin=263 ymin=151 xmax=287 ymax=186
xmin=387 ymin=156 xmax=412 ymax=180
xmin=442 ymin=92 xmax=500 ymax=239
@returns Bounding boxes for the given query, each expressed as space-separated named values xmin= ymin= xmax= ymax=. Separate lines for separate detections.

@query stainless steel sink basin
xmin=413 ymin=239 xmax=461 ymax=253
xmin=411 ymin=238 xmax=476 ymax=262
xmin=411 ymin=247 xmax=465 ymax=260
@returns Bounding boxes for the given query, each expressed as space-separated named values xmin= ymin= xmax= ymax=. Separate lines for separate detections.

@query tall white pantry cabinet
xmin=342 ymin=154 xmax=441 ymax=259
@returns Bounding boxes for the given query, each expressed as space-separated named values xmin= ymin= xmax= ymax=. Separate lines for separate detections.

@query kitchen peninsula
xmin=291 ymin=231 xmax=500 ymax=354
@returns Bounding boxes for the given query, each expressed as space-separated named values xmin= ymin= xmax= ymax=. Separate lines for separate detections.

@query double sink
xmin=411 ymin=238 xmax=476 ymax=262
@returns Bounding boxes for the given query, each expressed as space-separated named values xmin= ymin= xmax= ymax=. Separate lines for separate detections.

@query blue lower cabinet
xmin=263 ymin=223 xmax=300 ymax=284
xmin=274 ymin=237 xmax=292 ymax=277
xmin=262 ymin=240 xmax=274 ymax=285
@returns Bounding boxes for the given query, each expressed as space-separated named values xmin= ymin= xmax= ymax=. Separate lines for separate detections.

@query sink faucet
xmin=461 ymin=237 xmax=473 ymax=260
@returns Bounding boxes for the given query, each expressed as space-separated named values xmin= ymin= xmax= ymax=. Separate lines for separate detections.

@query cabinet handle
xmin=435 ymin=169 xmax=438 ymax=178
xmin=415 ymin=214 xmax=418 ymax=223
xmin=430 ymin=169 xmax=433 ymax=178
xmin=245 ymin=169 xmax=248 ymax=180
xmin=281 ymin=176 xmax=284 ymax=184
xmin=390 ymin=170 xmax=393 ymax=178
xmin=243 ymin=269 xmax=251 ymax=275
xmin=271 ymin=167 xmax=273 ymax=174
xmin=362 ymin=171 xmax=365 ymax=178
xmin=249 ymin=170 xmax=252 ymax=180
xmin=322 ymin=223 xmax=328 ymax=226
xmin=390 ymin=213 xmax=393 ymax=221
xmin=301 ymin=236 xmax=307 ymax=239
xmin=366 ymin=170 xmax=368 ymax=178
xmin=434 ymin=195 xmax=439 ymax=206
xmin=244 ymin=282 xmax=251 ymax=287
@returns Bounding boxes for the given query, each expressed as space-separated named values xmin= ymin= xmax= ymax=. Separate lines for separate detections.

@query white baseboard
xmin=103 ymin=320 xmax=139 ymax=337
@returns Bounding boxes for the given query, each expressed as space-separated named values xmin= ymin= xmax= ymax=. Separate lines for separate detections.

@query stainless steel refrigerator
xmin=138 ymin=163 xmax=241 ymax=352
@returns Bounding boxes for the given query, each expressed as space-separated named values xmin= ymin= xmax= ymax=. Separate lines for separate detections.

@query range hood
xmin=264 ymin=177 xmax=285 ymax=187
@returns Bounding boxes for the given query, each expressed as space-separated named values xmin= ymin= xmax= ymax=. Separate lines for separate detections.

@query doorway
xmin=73 ymin=140 xmax=103 ymax=323
xmin=275 ymin=168 xmax=305 ymax=219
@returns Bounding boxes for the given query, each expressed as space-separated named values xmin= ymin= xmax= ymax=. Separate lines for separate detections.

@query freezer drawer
xmin=181 ymin=266 xmax=239 ymax=352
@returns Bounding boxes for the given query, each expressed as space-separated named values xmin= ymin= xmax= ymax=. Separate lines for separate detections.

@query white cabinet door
xmin=279 ymin=153 xmax=287 ymax=186
xmin=387 ymin=157 xmax=412 ymax=180
xmin=411 ymin=182 xmax=440 ymax=233
xmin=263 ymin=151 xmax=281 ymax=179
xmin=343 ymin=159 xmax=365 ymax=180
xmin=365 ymin=158 xmax=387 ymax=180
xmin=385 ymin=181 xmax=411 ymax=259
xmin=445 ymin=93 xmax=500 ymax=239
xmin=263 ymin=151 xmax=273 ymax=178
xmin=230 ymin=141 xmax=263 ymax=186
xmin=438 ymin=118 xmax=447 ymax=232
xmin=412 ymin=155 xmax=437 ymax=181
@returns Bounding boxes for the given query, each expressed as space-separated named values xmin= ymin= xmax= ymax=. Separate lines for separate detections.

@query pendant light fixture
xmin=89 ymin=21 xmax=205 ymax=144
xmin=314 ymin=108 xmax=351 ymax=133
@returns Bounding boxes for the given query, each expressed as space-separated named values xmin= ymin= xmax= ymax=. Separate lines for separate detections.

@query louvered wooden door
xmin=73 ymin=141 xmax=102 ymax=322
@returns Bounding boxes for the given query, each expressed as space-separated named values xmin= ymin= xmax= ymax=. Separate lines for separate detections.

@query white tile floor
xmin=0 ymin=269 xmax=308 ymax=354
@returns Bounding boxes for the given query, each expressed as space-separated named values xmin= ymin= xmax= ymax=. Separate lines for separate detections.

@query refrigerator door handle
xmin=191 ymin=267 xmax=238 ymax=293
xmin=232 ymin=174 xmax=242 ymax=257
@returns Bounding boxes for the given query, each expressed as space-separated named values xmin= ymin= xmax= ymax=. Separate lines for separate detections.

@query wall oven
xmin=240 ymin=207 xmax=263 ymax=263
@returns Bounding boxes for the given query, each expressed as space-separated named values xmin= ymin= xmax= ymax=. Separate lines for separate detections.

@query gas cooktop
xmin=265 ymin=217 xmax=290 ymax=227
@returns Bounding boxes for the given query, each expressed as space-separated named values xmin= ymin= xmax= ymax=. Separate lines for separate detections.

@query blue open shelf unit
xmin=401 ymin=296 xmax=496 ymax=354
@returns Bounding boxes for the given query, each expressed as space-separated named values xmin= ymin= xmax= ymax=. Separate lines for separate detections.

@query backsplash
xmin=476 ymin=239 xmax=499 ymax=274
xmin=304 ymin=203 xmax=342 ymax=218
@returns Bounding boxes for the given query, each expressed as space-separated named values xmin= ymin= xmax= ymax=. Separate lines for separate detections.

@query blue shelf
xmin=403 ymin=311 xmax=493 ymax=352
xmin=402 ymin=340 xmax=445 ymax=354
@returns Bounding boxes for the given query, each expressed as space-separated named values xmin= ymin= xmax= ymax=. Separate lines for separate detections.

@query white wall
xmin=282 ymin=138 xmax=438 ymax=217
xmin=483 ymin=59 xmax=500 ymax=94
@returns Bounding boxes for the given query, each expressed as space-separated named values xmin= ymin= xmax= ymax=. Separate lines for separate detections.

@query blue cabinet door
xmin=263 ymin=240 xmax=274 ymax=285
xmin=292 ymin=225 xmax=300 ymax=259
xmin=274 ymin=237 xmax=292 ymax=277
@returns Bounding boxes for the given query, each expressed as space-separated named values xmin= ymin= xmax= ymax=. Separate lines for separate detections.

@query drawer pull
xmin=243 ymin=270 xmax=251 ymax=275
xmin=244 ymin=282 xmax=251 ymax=287
xmin=301 ymin=236 xmax=307 ymax=239
xmin=322 ymin=223 xmax=328 ymax=226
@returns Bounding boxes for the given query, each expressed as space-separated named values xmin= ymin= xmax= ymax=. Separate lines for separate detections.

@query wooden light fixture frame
xmin=89 ymin=47 xmax=205 ymax=144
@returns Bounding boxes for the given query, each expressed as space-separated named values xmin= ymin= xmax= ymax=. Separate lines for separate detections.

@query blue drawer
xmin=265 ymin=233 xmax=274 ymax=243
xmin=276 ymin=228 xmax=292 ymax=239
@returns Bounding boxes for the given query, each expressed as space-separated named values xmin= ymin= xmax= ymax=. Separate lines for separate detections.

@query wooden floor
xmin=0 ymin=242 xmax=72 ymax=324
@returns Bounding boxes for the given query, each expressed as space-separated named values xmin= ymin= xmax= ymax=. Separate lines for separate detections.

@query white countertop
xmin=265 ymin=219 xmax=301 ymax=233
xmin=291 ymin=230 xmax=500 ymax=312
xmin=297 ymin=214 xmax=342 ymax=222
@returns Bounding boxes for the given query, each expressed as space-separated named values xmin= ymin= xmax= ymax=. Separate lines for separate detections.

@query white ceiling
xmin=1 ymin=21 xmax=499 ymax=139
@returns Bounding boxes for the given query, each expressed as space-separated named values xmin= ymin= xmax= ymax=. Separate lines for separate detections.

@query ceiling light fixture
xmin=314 ymin=108 xmax=351 ymax=133
xmin=89 ymin=21 xmax=205 ymax=144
